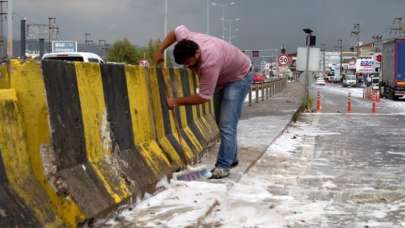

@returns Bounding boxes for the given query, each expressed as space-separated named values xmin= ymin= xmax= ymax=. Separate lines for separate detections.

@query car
xmin=315 ymin=77 xmax=326 ymax=85
xmin=342 ymin=74 xmax=356 ymax=87
xmin=41 ymin=52 xmax=104 ymax=63
xmin=371 ymin=76 xmax=380 ymax=90
xmin=253 ymin=73 xmax=266 ymax=83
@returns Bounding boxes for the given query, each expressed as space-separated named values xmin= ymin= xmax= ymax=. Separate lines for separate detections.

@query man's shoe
xmin=231 ymin=160 xmax=239 ymax=168
xmin=209 ymin=167 xmax=230 ymax=179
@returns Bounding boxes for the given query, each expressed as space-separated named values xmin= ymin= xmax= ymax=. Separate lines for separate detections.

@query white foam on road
xmin=386 ymin=151 xmax=405 ymax=156
xmin=99 ymin=180 xmax=227 ymax=227
xmin=314 ymin=84 xmax=364 ymax=99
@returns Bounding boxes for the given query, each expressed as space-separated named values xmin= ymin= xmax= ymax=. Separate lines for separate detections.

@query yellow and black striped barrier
xmin=0 ymin=60 xmax=219 ymax=227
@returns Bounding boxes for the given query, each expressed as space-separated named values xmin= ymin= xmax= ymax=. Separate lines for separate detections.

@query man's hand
xmin=167 ymin=97 xmax=177 ymax=110
xmin=155 ymin=30 xmax=177 ymax=65
xmin=154 ymin=50 xmax=164 ymax=65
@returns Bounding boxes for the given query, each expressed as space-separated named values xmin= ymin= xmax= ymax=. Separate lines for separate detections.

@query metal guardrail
xmin=248 ymin=78 xmax=287 ymax=106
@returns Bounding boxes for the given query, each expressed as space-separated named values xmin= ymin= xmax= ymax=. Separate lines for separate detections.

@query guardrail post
xmin=261 ymin=82 xmax=265 ymax=101
xmin=248 ymin=85 xmax=252 ymax=106
xmin=255 ymin=83 xmax=259 ymax=103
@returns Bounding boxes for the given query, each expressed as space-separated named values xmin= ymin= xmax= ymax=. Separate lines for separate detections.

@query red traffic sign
xmin=375 ymin=54 xmax=382 ymax=63
xmin=278 ymin=55 xmax=290 ymax=66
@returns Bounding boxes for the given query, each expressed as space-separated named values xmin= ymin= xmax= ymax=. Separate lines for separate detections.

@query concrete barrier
xmin=170 ymin=68 xmax=206 ymax=161
xmin=105 ymin=63 xmax=172 ymax=185
xmin=8 ymin=60 xmax=85 ymax=226
xmin=183 ymin=69 xmax=219 ymax=146
xmin=150 ymin=67 xmax=194 ymax=165
xmin=0 ymin=89 xmax=62 ymax=227
xmin=176 ymin=70 xmax=211 ymax=150
xmin=0 ymin=60 xmax=220 ymax=227
xmin=42 ymin=60 xmax=121 ymax=219
xmin=0 ymin=63 xmax=9 ymax=89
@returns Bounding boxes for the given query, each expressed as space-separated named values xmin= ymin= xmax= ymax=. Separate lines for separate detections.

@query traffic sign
xmin=52 ymin=41 xmax=78 ymax=53
xmin=278 ymin=55 xmax=289 ymax=66
xmin=252 ymin=49 xmax=259 ymax=58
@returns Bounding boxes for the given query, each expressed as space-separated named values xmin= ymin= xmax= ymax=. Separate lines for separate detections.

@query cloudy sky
xmin=14 ymin=0 xmax=405 ymax=52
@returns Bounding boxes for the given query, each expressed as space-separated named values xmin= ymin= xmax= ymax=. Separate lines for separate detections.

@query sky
xmin=13 ymin=0 xmax=405 ymax=52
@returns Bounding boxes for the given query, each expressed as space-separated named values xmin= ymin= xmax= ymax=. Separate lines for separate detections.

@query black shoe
xmin=231 ymin=160 xmax=239 ymax=168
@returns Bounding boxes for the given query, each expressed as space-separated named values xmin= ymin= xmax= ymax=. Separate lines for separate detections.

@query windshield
xmin=346 ymin=75 xmax=356 ymax=80
xmin=43 ymin=56 xmax=84 ymax=62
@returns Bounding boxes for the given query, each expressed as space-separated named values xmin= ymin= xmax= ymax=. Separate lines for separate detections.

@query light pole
xmin=211 ymin=1 xmax=236 ymax=40
xmin=206 ymin=0 xmax=210 ymax=34
xmin=224 ymin=18 xmax=240 ymax=44
xmin=338 ymin=39 xmax=343 ymax=79
xmin=6 ymin=0 xmax=12 ymax=57
xmin=164 ymin=0 xmax=168 ymax=67
xmin=322 ymin=43 xmax=326 ymax=76
xmin=303 ymin=28 xmax=313 ymax=99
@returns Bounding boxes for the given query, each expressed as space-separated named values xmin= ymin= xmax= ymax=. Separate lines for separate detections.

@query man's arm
xmin=167 ymin=94 xmax=209 ymax=109
xmin=155 ymin=30 xmax=177 ymax=64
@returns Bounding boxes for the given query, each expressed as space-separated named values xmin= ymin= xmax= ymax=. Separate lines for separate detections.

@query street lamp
xmin=302 ymin=28 xmax=313 ymax=99
xmin=206 ymin=0 xmax=210 ymax=34
xmin=164 ymin=0 xmax=168 ymax=66
xmin=224 ymin=18 xmax=240 ymax=44
xmin=211 ymin=1 xmax=236 ymax=40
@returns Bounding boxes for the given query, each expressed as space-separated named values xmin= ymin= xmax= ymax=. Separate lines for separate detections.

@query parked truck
xmin=380 ymin=39 xmax=405 ymax=99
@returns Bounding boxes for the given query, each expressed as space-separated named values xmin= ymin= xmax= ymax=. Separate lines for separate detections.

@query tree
xmin=106 ymin=38 xmax=139 ymax=64
xmin=107 ymin=38 xmax=173 ymax=66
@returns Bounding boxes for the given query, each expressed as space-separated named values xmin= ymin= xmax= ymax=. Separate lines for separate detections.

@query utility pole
xmin=6 ymin=0 xmax=12 ymax=58
xmin=85 ymin=32 xmax=91 ymax=45
xmin=164 ymin=0 xmax=168 ymax=67
xmin=206 ymin=0 xmax=210 ymax=34
xmin=48 ymin=17 xmax=56 ymax=52
xmin=338 ymin=39 xmax=343 ymax=78
xmin=0 ymin=0 xmax=6 ymax=59
xmin=372 ymin=35 xmax=383 ymax=52
xmin=351 ymin=23 xmax=360 ymax=58
xmin=391 ymin=17 xmax=402 ymax=38
xmin=20 ymin=18 xmax=26 ymax=59
xmin=303 ymin=28 xmax=313 ymax=99
xmin=228 ymin=21 xmax=232 ymax=43
xmin=322 ymin=44 xmax=326 ymax=76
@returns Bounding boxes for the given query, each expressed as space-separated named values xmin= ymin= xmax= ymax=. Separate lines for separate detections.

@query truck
xmin=380 ymin=39 xmax=405 ymax=99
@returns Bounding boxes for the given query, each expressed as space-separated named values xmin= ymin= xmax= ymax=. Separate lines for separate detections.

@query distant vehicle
xmin=315 ymin=77 xmax=326 ymax=86
xmin=253 ymin=73 xmax=266 ymax=83
xmin=380 ymin=39 xmax=405 ymax=99
xmin=342 ymin=74 xmax=356 ymax=87
xmin=369 ymin=73 xmax=380 ymax=90
xmin=41 ymin=52 xmax=104 ymax=63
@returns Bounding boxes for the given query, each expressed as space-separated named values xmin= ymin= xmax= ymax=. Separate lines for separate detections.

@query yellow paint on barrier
xmin=0 ymin=63 xmax=9 ymax=89
xmin=162 ymin=68 xmax=195 ymax=163
xmin=0 ymin=89 xmax=63 ymax=227
xmin=125 ymin=65 xmax=173 ymax=173
xmin=147 ymin=67 xmax=185 ymax=168
xmin=173 ymin=69 xmax=205 ymax=158
xmin=74 ymin=62 xmax=131 ymax=203
xmin=9 ymin=60 xmax=85 ymax=226
xmin=185 ymin=70 xmax=213 ymax=143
